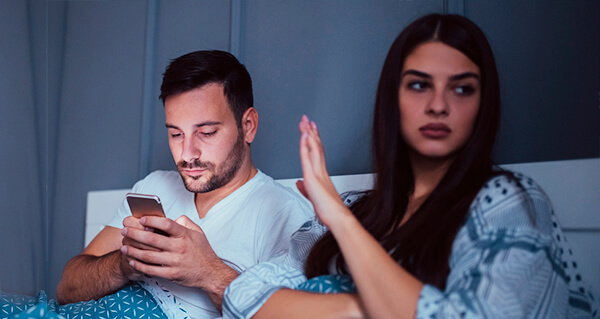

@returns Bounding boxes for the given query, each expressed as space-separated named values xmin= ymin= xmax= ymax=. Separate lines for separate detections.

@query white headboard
xmin=84 ymin=173 xmax=375 ymax=247
xmin=86 ymin=158 xmax=599 ymax=293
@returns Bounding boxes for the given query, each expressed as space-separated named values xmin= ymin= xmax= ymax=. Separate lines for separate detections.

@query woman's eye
xmin=454 ymin=85 xmax=475 ymax=96
xmin=408 ymin=81 xmax=429 ymax=91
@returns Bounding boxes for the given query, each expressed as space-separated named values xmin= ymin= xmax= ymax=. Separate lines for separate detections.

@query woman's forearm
xmin=329 ymin=213 xmax=423 ymax=319
xmin=253 ymin=289 xmax=365 ymax=319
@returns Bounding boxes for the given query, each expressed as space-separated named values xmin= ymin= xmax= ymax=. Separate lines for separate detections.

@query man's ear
xmin=241 ymin=107 xmax=258 ymax=144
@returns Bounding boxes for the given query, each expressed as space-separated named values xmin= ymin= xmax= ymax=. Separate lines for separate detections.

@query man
xmin=56 ymin=50 xmax=313 ymax=318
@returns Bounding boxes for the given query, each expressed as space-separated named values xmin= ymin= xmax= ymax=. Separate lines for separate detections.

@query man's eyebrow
xmin=193 ymin=121 xmax=222 ymax=128
xmin=165 ymin=121 xmax=222 ymax=129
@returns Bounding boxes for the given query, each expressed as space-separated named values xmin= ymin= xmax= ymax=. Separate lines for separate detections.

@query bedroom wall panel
xmin=47 ymin=1 xmax=150 ymax=296
xmin=0 ymin=0 xmax=45 ymax=295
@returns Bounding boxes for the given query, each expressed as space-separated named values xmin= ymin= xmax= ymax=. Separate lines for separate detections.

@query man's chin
xmin=183 ymin=181 xmax=211 ymax=193
xmin=180 ymin=173 xmax=210 ymax=193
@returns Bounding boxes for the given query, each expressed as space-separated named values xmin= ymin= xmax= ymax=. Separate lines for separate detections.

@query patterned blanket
xmin=0 ymin=284 xmax=166 ymax=319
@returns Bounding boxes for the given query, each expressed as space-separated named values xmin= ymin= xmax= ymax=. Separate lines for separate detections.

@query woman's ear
xmin=242 ymin=107 xmax=259 ymax=144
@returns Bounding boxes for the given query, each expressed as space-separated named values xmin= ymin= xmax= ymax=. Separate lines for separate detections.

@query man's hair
xmin=159 ymin=50 xmax=253 ymax=126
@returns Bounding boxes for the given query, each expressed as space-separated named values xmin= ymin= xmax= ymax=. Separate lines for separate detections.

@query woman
xmin=224 ymin=14 xmax=597 ymax=318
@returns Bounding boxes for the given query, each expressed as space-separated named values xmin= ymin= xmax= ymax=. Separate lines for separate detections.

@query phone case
xmin=126 ymin=193 xmax=165 ymax=218
xmin=126 ymin=193 xmax=169 ymax=236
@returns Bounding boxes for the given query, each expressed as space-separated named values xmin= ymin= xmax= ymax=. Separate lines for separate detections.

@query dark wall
xmin=0 ymin=0 xmax=44 ymax=295
xmin=468 ymin=1 xmax=600 ymax=164
xmin=0 ymin=0 xmax=598 ymax=297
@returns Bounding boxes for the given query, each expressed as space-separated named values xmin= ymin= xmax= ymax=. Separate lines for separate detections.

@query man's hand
xmin=120 ymin=215 xmax=238 ymax=311
xmin=120 ymin=216 xmax=157 ymax=282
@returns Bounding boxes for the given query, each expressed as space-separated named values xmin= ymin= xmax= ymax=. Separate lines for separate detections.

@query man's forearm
xmin=204 ymin=262 xmax=240 ymax=313
xmin=56 ymin=250 xmax=129 ymax=304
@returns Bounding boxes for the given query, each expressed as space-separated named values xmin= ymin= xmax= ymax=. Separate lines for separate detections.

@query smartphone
xmin=126 ymin=193 xmax=169 ymax=236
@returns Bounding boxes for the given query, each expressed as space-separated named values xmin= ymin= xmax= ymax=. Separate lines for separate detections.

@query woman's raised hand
xmin=297 ymin=115 xmax=352 ymax=227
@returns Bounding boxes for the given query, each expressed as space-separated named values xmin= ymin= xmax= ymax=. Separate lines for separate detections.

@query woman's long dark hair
xmin=305 ymin=14 xmax=502 ymax=289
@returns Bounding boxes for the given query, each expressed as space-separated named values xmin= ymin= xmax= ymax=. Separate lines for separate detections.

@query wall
xmin=0 ymin=0 xmax=598 ymax=298
xmin=0 ymin=0 xmax=44 ymax=295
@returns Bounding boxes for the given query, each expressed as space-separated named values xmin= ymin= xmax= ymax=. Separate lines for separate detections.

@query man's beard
xmin=177 ymin=131 xmax=245 ymax=194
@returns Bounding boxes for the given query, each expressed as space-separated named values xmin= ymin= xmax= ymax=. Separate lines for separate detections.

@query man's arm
xmin=56 ymin=226 xmax=137 ymax=304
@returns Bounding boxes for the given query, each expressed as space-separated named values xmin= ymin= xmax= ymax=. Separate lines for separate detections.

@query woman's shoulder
xmin=466 ymin=171 xmax=555 ymax=235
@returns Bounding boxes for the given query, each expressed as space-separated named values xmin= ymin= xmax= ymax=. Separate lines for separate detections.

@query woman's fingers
xmin=300 ymin=115 xmax=332 ymax=177
xmin=305 ymin=126 xmax=324 ymax=169
xmin=300 ymin=131 xmax=313 ymax=177
xmin=299 ymin=115 xmax=311 ymax=136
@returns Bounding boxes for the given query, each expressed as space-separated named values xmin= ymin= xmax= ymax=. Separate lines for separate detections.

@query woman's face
xmin=398 ymin=41 xmax=481 ymax=162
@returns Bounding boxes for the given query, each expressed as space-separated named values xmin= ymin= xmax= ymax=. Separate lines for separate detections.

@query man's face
xmin=164 ymin=83 xmax=246 ymax=193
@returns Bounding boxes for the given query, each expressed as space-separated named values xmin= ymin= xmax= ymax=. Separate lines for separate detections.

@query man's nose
xmin=181 ymin=137 xmax=201 ymax=162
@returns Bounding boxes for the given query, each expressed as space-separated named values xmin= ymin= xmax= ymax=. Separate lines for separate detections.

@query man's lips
xmin=182 ymin=168 xmax=207 ymax=177
xmin=419 ymin=123 xmax=451 ymax=138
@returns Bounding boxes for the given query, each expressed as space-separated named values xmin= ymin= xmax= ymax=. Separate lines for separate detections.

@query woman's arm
xmin=223 ymin=219 xmax=361 ymax=319
xmin=254 ymin=289 xmax=364 ymax=319
xmin=223 ymin=255 xmax=366 ymax=319
xmin=297 ymin=115 xmax=423 ymax=319
xmin=329 ymin=213 xmax=423 ymax=319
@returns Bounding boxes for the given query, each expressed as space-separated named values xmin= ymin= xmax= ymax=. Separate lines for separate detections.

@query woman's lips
xmin=419 ymin=123 xmax=451 ymax=138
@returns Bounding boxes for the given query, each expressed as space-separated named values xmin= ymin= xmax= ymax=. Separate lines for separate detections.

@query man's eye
xmin=201 ymin=131 xmax=216 ymax=137
xmin=170 ymin=133 xmax=182 ymax=138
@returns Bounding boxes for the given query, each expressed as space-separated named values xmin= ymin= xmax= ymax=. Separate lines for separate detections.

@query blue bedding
xmin=0 ymin=284 xmax=166 ymax=319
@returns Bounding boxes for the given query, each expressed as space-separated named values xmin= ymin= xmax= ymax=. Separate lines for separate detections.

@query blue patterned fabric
xmin=1 ymin=284 xmax=166 ymax=319
xmin=297 ymin=275 xmax=356 ymax=294
xmin=223 ymin=173 xmax=599 ymax=319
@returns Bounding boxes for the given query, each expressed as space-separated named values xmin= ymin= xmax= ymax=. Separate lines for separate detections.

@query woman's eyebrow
xmin=402 ymin=69 xmax=431 ymax=79
xmin=450 ymin=72 xmax=480 ymax=82
xmin=402 ymin=70 xmax=480 ymax=82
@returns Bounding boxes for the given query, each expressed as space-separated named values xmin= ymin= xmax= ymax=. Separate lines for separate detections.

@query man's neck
xmin=193 ymin=164 xmax=258 ymax=219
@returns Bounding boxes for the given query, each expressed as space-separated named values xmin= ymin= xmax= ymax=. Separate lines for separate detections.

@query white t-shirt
xmin=107 ymin=170 xmax=314 ymax=318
